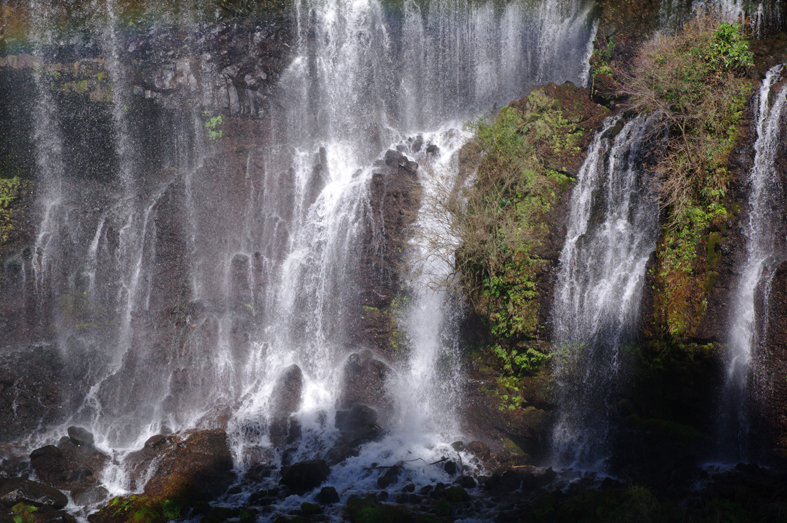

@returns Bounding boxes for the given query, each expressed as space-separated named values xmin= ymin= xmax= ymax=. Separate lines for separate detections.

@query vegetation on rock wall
xmin=452 ymin=84 xmax=606 ymax=376
xmin=621 ymin=17 xmax=753 ymax=339
xmin=0 ymin=176 xmax=22 ymax=244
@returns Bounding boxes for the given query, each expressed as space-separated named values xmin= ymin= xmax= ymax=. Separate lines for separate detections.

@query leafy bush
xmin=446 ymin=90 xmax=583 ymax=374
xmin=621 ymin=16 xmax=753 ymax=339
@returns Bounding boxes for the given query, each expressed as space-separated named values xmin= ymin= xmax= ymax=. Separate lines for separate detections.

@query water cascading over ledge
xmin=719 ymin=65 xmax=787 ymax=461
xmin=551 ymin=115 xmax=660 ymax=468
xmin=0 ymin=0 xmax=598 ymax=505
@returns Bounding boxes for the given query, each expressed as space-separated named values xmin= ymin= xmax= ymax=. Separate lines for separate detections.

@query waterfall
xmin=3 ymin=0 xmax=600 ymax=501
xmin=551 ymin=115 xmax=660 ymax=468
xmin=719 ymin=65 xmax=787 ymax=460
xmin=659 ymin=0 xmax=782 ymax=37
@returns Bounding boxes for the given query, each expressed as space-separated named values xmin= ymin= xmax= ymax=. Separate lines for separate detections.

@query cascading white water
xmin=11 ymin=0 xmax=598 ymax=508
xmin=659 ymin=0 xmax=777 ymax=37
xmin=720 ymin=65 xmax=787 ymax=459
xmin=551 ymin=115 xmax=660 ymax=468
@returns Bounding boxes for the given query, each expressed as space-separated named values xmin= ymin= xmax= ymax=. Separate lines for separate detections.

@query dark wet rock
xmin=455 ymin=476 xmax=477 ymax=489
xmin=376 ymin=465 xmax=401 ymax=489
xmin=402 ymin=483 xmax=415 ymax=493
xmin=451 ymin=441 xmax=464 ymax=451
xmin=67 ymin=426 xmax=95 ymax=447
xmin=0 ymin=477 xmax=69 ymax=509
xmin=485 ymin=466 xmax=556 ymax=495
xmin=337 ymin=351 xmax=393 ymax=416
xmin=124 ymin=433 xmax=180 ymax=484
xmin=140 ymin=429 xmax=235 ymax=501
xmin=0 ymin=347 xmax=75 ymax=443
xmin=335 ymin=404 xmax=381 ymax=443
xmin=244 ymin=463 xmax=275 ymax=482
xmin=444 ymin=485 xmax=469 ymax=502
xmin=411 ymin=135 xmax=423 ymax=152
xmin=465 ymin=441 xmax=491 ymax=462
xmin=269 ymin=364 xmax=304 ymax=448
xmin=316 ymin=486 xmax=340 ymax=504
xmin=279 ymin=460 xmax=330 ymax=492
xmin=425 ymin=144 xmax=439 ymax=154
xmin=30 ymin=438 xmax=109 ymax=492
xmin=71 ymin=485 xmax=109 ymax=505
xmin=354 ymin=143 xmax=421 ymax=358
xmin=444 ymin=461 xmax=457 ymax=475
xmin=377 ymin=490 xmax=389 ymax=501
xmin=383 ymin=150 xmax=417 ymax=174
xmin=429 ymin=483 xmax=447 ymax=499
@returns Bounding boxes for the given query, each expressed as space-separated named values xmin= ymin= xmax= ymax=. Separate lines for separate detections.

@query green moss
xmin=101 ymin=494 xmax=192 ymax=523
xmin=11 ymin=504 xmax=37 ymax=523
xmin=444 ymin=486 xmax=469 ymax=503
xmin=0 ymin=176 xmax=22 ymax=245
xmin=300 ymin=502 xmax=321 ymax=515
xmin=346 ymin=496 xmax=448 ymax=523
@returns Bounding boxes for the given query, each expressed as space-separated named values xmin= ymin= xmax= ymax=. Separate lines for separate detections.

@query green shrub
xmin=621 ymin=16 xmax=753 ymax=339
xmin=445 ymin=90 xmax=586 ymax=374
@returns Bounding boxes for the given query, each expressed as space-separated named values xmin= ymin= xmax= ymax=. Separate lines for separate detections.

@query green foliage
xmin=452 ymin=89 xmax=586 ymax=374
xmin=622 ymin=16 xmax=752 ymax=340
xmin=105 ymin=495 xmax=182 ymax=523
xmin=161 ymin=499 xmax=181 ymax=520
xmin=0 ymin=176 xmax=22 ymax=244
xmin=491 ymin=343 xmax=550 ymax=377
xmin=706 ymin=22 xmax=754 ymax=73
xmin=11 ymin=504 xmax=37 ymax=523
xmin=345 ymin=495 xmax=448 ymax=523
xmin=300 ymin=502 xmax=321 ymax=515
xmin=204 ymin=114 xmax=223 ymax=141
xmin=591 ymin=35 xmax=616 ymax=78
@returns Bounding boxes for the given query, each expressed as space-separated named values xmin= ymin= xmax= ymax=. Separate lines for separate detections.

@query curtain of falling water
xmin=14 ymin=0 xmax=597 ymax=491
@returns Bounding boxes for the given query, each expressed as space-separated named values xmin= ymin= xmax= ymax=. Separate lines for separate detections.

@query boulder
xmin=454 ymin=476 xmax=477 ymax=489
xmin=279 ymin=460 xmax=330 ymax=492
xmin=376 ymin=465 xmax=401 ymax=489
xmin=338 ymin=351 xmax=392 ymax=417
xmin=335 ymin=404 xmax=381 ymax=443
xmin=140 ymin=429 xmax=235 ymax=501
xmin=269 ymin=365 xmax=304 ymax=448
xmin=465 ymin=441 xmax=491 ymax=462
xmin=67 ymin=426 xmax=95 ymax=447
xmin=0 ymin=477 xmax=68 ymax=509
xmin=30 ymin=438 xmax=109 ymax=491
xmin=327 ymin=405 xmax=383 ymax=465
xmin=71 ymin=485 xmax=109 ymax=506
xmin=383 ymin=150 xmax=418 ymax=175
xmin=317 ymin=486 xmax=340 ymax=504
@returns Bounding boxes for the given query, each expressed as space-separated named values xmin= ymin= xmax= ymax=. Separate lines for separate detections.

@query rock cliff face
xmin=0 ymin=15 xmax=297 ymax=439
